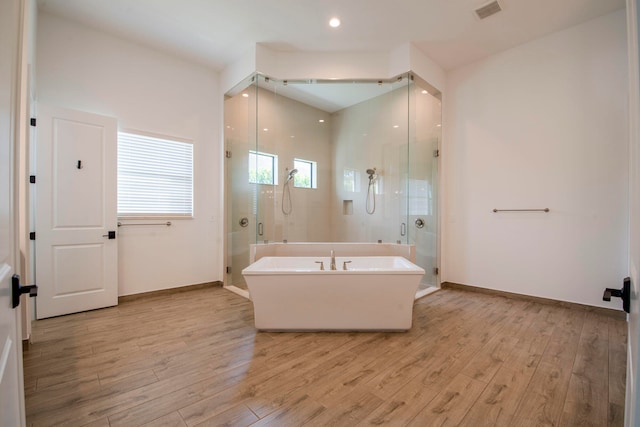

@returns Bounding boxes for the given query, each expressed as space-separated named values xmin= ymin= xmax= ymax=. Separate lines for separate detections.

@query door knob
xmin=415 ymin=218 xmax=425 ymax=229
xmin=603 ymin=277 xmax=630 ymax=313
xmin=12 ymin=274 xmax=38 ymax=309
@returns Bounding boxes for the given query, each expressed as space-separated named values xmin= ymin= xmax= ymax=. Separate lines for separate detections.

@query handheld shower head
xmin=366 ymin=168 xmax=376 ymax=179
xmin=286 ymin=168 xmax=298 ymax=182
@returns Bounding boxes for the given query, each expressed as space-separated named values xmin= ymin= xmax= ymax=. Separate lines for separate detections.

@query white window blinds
xmin=118 ymin=132 xmax=193 ymax=217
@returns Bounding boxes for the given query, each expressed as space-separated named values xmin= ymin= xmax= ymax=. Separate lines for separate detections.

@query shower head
xmin=366 ymin=168 xmax=376 ymax=179
xmin=286 ymin=168 xmax=298 ymax=182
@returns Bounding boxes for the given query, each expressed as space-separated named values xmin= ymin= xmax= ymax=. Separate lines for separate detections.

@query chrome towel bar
xmin=492 ymin=208 xmax=549 ymax=213
xmin=117 ymin=221 xmax=172 ymax=227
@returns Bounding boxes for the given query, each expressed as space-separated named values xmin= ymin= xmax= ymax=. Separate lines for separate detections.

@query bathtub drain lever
xmin=343 ymin=261 xmax=352 ymax=270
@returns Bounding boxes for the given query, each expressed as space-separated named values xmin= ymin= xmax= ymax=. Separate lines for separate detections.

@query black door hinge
xmin=433 ymin=149 xmax=440 ymax=158
xmin=433 ymin=267 xmax=439 ymax=275
xmin=226 ymin=266 xmax=232 ymax=274
xmin=29 ymin=232 xmax=35 ymax=240
xmin=30 ymin=118 xmax=36 ymax=127
xmin=225 ymin=150 xmax=232 ymax=159
xmin=29 ymin=175 xmax=36 ymax=183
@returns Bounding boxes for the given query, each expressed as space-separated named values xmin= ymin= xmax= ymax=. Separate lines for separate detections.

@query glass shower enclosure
xmin=224 ymin=73 xmax=441 ymax=294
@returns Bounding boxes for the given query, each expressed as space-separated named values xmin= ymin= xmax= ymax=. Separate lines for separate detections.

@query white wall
xmin=221 ymin=43 xmax=446 ymax=95
xmin=444 ymin=10 xmax=629 ymax=308
xmin=36 ymin=13 xmax=222 ymax=296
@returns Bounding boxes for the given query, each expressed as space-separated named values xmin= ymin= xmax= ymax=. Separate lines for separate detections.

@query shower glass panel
xmin=328 ymin=78 xmax=409 ymax=244
xmin=408 ymin=76 xmax=441 ymax=289
xmin=224 ymin=76 xmax=258 ymax=291
xmin=223 ymin=73 xmax=441 ymax=291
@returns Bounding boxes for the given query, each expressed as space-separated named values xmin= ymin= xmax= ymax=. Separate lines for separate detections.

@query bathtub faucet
xmin=330 ymin=250 xmax=337 ymax=270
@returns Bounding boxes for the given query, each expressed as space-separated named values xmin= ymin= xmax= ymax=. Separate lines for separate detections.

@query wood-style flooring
xmin=24 ymin=284 xmax=627 ymax=426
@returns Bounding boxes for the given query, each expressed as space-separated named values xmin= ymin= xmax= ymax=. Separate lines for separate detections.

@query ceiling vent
xmin=474 ymin=1 xmax=502 ymax=19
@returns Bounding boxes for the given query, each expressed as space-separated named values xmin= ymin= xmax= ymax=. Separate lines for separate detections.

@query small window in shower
xmin=293 ymin=158 xmax=317 ymax=189
xmin=249 ymin=150 xmax=278 ymax=185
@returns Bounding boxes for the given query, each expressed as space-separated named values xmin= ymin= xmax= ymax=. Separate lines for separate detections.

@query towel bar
xmin=117 ymin=221 xmax=172 ymax=227
xmin=492 ymin=208 xmax=549 ymax=213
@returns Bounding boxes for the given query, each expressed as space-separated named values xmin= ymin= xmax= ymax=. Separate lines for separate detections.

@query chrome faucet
xmin=330 ymin=250 xmax=336 ymax=270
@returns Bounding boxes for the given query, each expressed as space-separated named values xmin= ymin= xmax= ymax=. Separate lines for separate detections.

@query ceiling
xmin=37 ymin=0 xmax=625 ymax=73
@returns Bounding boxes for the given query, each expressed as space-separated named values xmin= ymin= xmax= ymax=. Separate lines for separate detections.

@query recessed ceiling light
xmin=242 ymin=93 xmax=249 ymax=98
xmin=319 ymin=119 xmax=325 ymax=123
xmin=421 ymin=90 xmax=429 ymax=94
xmin=263 ymin=128 xmax=268 ymax=131
xmin=393 ymin=125 xmax=399 ymax=128
xmin=329 ymin=17 xmax=341 ymax=28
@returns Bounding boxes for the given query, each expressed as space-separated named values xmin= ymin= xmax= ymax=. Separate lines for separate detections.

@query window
xmin=293 ymin=158 xmax=317 ymax=189
xmin=249 ymin=151 xmax=278 ymax=185
xmin=118 ymin=132 xmax=193 ymax=217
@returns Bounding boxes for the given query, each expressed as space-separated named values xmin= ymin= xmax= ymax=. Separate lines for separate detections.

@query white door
xmin=35 ymin=105 xmax=118 ymax=319
xmin=0 ymin=0 xmax=26 ymax=423
xmin=627 ymin=0 xmax=640 ymax=425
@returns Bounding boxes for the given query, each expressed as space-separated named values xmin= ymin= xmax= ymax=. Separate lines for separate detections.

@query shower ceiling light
xmin=329 ymin=17 xmax=341 ymax=27
xmin=319 ymin=119 xmax=325 ymax=123
xmin=242 ymin=93 xmax=249 ymax=97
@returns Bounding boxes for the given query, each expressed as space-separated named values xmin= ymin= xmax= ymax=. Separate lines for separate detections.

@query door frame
xmin=626 ymin=0 xmax=640 ymax=426
xmin=1 ymin=0 xmax=28 ymax=424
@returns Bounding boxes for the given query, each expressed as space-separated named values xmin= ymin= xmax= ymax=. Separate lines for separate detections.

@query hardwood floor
xmin=24 ymin=285 xmax=627 ymax=426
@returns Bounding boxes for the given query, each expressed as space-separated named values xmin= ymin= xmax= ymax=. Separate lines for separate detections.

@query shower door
xmin=224 ymin=77 xmax=258 ymax=290
xmin=407 ymin=76 xmax=441 ymax=288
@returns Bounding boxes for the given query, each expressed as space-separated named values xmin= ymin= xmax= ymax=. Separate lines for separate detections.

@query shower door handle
xmin=400 ymin=223 xmax=406 ymax=236
xmin=258 ymin=222 xmax=264 ymax=236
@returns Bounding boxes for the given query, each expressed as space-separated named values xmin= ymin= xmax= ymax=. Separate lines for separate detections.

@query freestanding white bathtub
xmin=242 ymin=256 xmax=425 ymax=331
